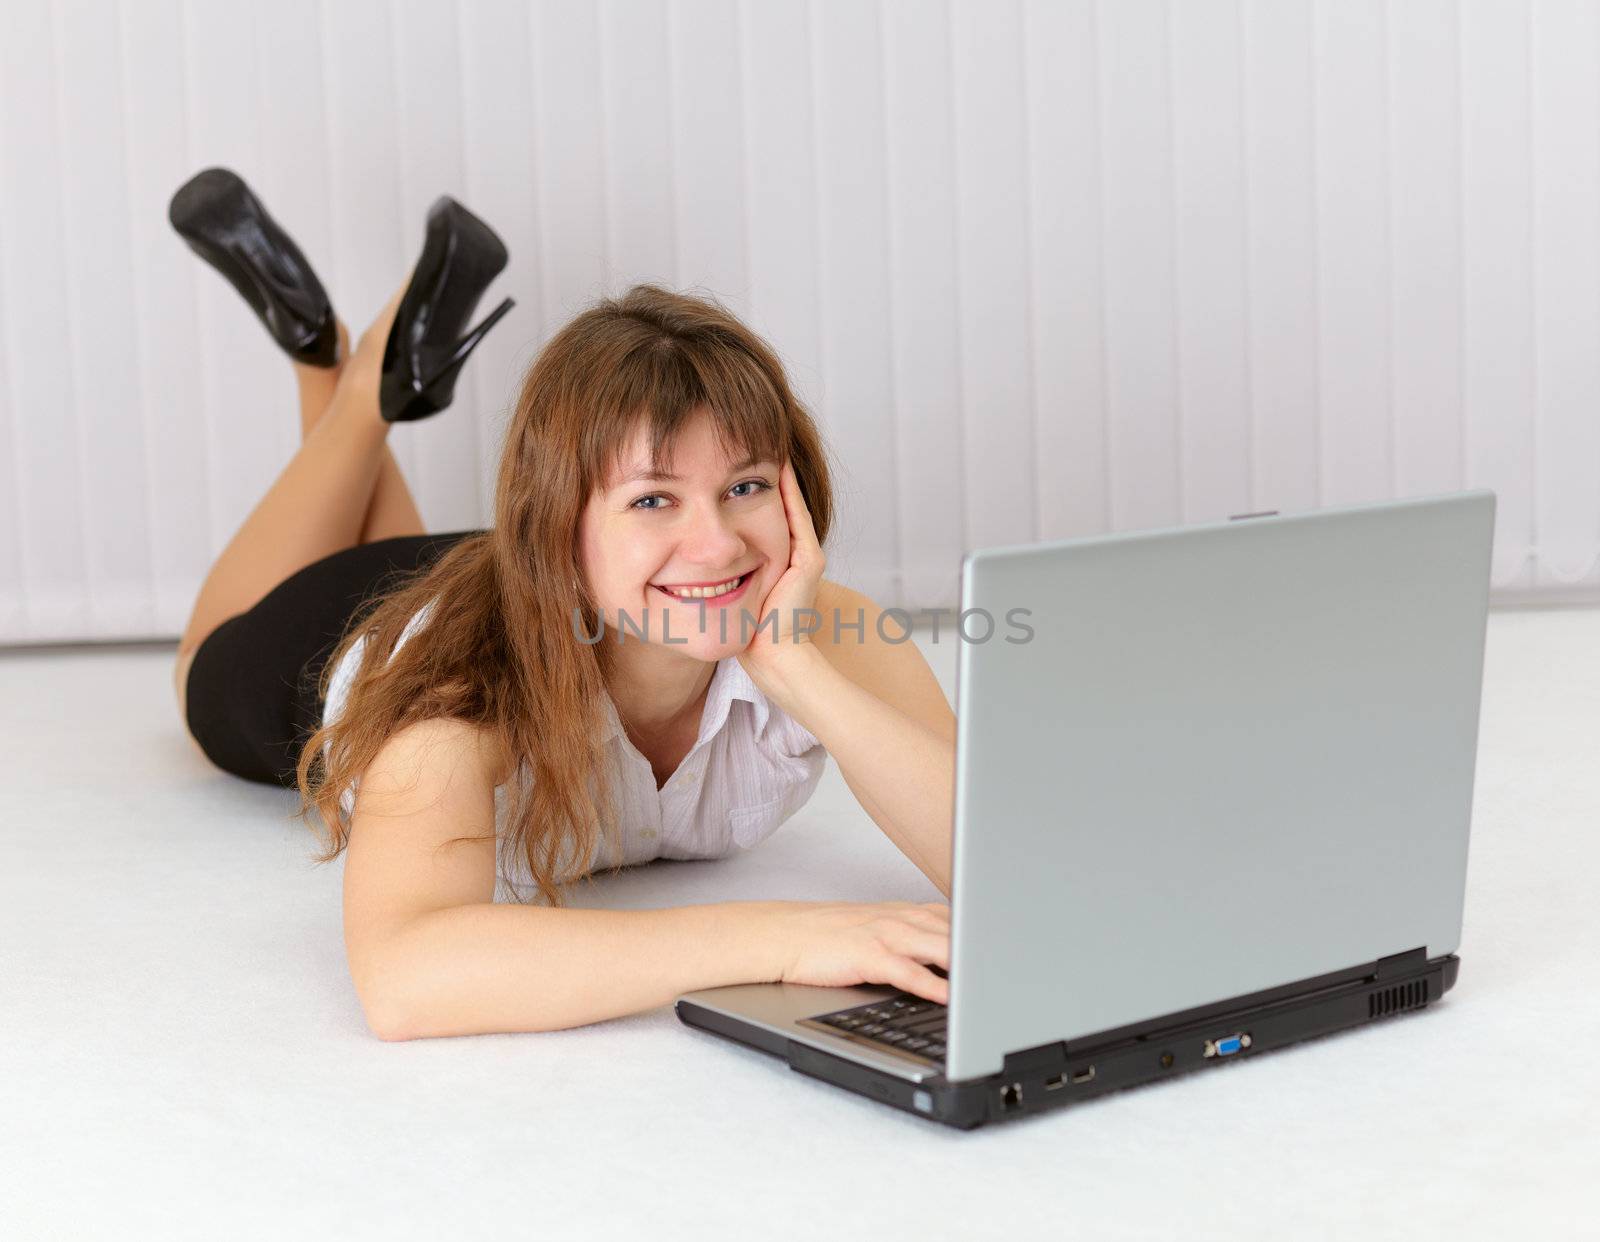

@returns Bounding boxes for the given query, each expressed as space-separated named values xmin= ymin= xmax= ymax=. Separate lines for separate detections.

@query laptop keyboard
xmin=805 ymin=995 xmax=947 ymax=1063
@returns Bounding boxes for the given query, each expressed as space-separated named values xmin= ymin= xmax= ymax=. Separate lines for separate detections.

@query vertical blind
xmin=1 ymin=0 xmax=1595 ymax=644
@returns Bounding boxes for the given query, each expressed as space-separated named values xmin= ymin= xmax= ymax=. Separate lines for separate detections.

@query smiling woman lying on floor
xmin=168 ymin=167 xmax=955 ymax=1041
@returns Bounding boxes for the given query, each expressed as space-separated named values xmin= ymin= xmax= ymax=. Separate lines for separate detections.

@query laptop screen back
xmin=944 ymin=491 xmax=1495 ymax=1082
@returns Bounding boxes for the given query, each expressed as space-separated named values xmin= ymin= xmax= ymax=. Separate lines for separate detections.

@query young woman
xmin=170 ymin=170 xmax=957 ymax=1041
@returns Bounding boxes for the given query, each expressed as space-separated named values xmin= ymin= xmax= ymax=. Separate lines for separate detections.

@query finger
xmin=896 ymin=908 xmax=948 ymax=934
xmin=886 ymin=957 xmax=949 ymax=1005
xmin=782 ymin=460 xmax=822 ymax=554
xmin=883 ymin=926 xmax=950 ymax=970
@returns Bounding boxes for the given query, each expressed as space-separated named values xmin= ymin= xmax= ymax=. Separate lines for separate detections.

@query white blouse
xmin=321 ymin=600 xmax=828 ymax=895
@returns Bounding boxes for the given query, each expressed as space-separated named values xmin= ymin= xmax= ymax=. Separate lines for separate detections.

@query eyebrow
xmin=612 ymin=454 xmax=769 ymax=489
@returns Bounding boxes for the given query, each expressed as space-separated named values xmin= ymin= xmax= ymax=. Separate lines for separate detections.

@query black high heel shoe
xmin=167 ymin=167 xmax=340 ymax=368
xmin=380 ymin=196 xmax=515 ymax=423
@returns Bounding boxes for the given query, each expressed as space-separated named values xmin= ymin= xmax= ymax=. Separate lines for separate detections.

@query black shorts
xmin=183 ymin=529 xmax=485 ymax=787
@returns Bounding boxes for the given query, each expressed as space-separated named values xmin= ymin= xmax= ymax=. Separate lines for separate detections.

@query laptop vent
xmin=1368 ymin=980 xmax=1428 ymax=1019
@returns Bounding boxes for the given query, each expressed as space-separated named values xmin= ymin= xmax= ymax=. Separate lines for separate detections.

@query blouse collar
xmin=598 ymin=657 xmax=771 ymax=748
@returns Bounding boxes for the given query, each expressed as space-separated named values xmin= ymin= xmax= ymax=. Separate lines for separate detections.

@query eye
xmin=629 ymin=479 xmax=772 ymax=511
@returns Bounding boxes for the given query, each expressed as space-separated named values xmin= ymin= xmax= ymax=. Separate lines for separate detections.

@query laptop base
xmin=676 ymin=948 xmax=1459 ymax=1130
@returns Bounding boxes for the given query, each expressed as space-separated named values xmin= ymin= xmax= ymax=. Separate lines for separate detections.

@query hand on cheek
xmin=738 ymin=460 xmax=825 ymax=674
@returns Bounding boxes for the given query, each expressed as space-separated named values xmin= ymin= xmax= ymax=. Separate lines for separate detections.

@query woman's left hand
xmin=737 ymin=459 xmax=826 ymax=680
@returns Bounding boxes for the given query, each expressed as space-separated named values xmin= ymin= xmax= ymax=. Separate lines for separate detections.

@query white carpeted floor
xmin=2 ymin=609 xmax=1595 ymax=1240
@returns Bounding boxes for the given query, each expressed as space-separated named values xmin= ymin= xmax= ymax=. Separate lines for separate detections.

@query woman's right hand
xmin=765 ymin=900 xmax=951 ymax=1004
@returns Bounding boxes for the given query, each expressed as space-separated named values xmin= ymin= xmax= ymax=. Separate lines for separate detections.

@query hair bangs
xmin=581 ymin=333 xmax=789 ymax=497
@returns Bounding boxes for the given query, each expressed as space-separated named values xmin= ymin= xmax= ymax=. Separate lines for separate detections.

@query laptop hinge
xmin=1374 ymin=946 xmax=1428 ymax=981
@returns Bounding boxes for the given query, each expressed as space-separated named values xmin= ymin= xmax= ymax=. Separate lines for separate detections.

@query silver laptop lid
xmin=944 ymin=491 xmax=1495 ymax=1082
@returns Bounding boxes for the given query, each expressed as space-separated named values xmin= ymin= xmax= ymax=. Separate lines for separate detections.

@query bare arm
xmin=343 ymin=718 xmax=789 ymax=1039
xmin=343 ymin=718 xmax=948 ymax=1041
xmin=754 ymin=646 xmax=953 ymax=898
xmin=368 ymin=899 xmax=789 ymax=1040
xmin=740 ymin=583 xmax=957 ymax=899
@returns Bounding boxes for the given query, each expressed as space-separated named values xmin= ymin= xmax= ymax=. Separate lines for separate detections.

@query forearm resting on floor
xmin=359 ymin=899 xmax=783 ymax=1041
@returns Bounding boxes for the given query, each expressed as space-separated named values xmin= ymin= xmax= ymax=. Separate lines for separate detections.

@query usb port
xmin=1044 ymin=1073 xmax=1066 ymax=1090
xmin=1070 ymin=1064 xmax=1096 ymax=1084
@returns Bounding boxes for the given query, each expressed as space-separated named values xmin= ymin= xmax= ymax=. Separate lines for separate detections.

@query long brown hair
xmin=293 ymin=284 xmax=835 ymax=905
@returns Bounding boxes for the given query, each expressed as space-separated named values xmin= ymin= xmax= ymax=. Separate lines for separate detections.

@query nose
xmin=677 ymin=499 xmax=748 ymax=569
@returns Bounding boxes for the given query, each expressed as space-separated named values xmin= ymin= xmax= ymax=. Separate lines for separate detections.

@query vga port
xmin=1203 ymin=1032 xmax=1253 ymax=1058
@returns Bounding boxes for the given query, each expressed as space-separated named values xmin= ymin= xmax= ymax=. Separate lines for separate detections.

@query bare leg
xmin=174 ymin=282 xmax=421 ymax=735
xmin=359 ymin=453 xmax=429 ymax=545
xmin=292 ymin=320 xmax=349 ymax=440
xmin=296 ymin=321 xmax=427 ymax=546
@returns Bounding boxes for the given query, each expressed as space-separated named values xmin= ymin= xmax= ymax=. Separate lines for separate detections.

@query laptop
xmin=676 ymin=490 xmax=1496 ymax=1129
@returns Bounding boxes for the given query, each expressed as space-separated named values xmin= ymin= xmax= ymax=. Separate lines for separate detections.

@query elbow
xmin=351 ymin=953 xmax=425 ymax=1041
xmin=366 ymin=1007 xmax=418 ymax=1043
xmin=360 ymin=989 xmax=421 ymax=1042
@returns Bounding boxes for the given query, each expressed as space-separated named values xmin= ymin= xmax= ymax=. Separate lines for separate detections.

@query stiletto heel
xmin=167 ymin=167 xmax=339 ymax=368
xmin=379 ymin=195 xmax=515 ymax=423
xmin=413 ymin=297 xmax=515 ymax=402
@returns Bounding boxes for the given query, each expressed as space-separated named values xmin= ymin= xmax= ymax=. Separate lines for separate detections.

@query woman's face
xmin=578 ymin=408 xmax=790 ymax=664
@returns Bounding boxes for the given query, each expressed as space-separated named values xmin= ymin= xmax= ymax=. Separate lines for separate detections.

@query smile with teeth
xmin=654 ymin=572 xmax=749 ymax=600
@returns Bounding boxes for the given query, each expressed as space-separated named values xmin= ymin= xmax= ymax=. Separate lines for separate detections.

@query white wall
xmin=0 ymin=0 xmax=1595 ymax=644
